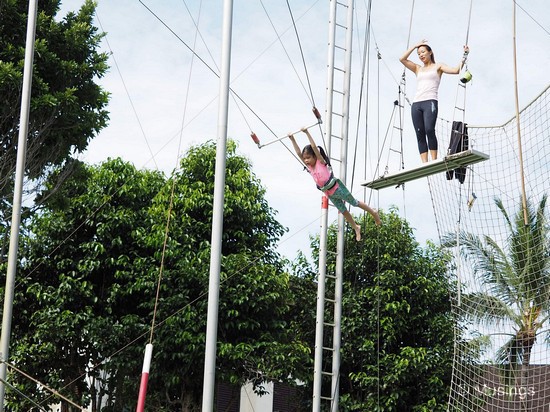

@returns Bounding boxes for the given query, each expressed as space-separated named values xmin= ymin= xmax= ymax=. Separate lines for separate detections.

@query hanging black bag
xmin=446 ymin=121 xmax=469 ymax=183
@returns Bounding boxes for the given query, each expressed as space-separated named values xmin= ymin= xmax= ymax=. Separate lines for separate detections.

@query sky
xmin=56 ymin=0 xmax=550 ymax=261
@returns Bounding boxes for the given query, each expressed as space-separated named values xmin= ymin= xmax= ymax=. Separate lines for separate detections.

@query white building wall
xmin=239 ymin=381 xmax=273 ymax=412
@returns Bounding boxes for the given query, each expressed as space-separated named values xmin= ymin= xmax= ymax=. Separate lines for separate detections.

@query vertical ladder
xmin=312 ymin=1 xmax=354 ymax=411
xmin=388 ymin=75 xmax=408 ymax=176
xmin=453 ymin=79 xmax=468 ymax=126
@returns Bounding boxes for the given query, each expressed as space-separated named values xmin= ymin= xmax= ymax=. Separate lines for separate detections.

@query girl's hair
xmin=419 ymin=44 xmax=435 ymax=63
xmin=303 ymin=145 xmax=331 ymax=166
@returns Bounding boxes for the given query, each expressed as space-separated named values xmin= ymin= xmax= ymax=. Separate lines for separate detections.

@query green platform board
xmin=362 ymin=149 xmax=489 ymax=190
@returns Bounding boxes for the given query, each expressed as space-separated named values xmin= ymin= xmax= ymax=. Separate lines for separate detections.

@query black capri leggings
xmin=411 ymin=99 xmax=438 ymax=154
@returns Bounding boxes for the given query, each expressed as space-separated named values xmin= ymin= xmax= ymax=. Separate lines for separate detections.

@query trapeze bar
xmin=252 ymin=120 xmax=322 ymax=149
xmin=362 ymin=149 xmax=489 ymax=190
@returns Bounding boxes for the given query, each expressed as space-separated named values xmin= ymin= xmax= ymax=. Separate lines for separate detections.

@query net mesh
xmin=427 ymin=84 xmax=550 ymax=411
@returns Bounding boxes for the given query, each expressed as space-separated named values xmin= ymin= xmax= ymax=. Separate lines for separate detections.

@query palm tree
xmin=443 ymin=194 xmax=550 ymax=370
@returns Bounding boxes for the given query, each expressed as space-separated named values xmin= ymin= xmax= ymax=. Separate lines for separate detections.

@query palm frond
xmin=460 ymin=293 xmax=515 ymax=327
xmin=443 ymin=194 xmax=550 ymax=367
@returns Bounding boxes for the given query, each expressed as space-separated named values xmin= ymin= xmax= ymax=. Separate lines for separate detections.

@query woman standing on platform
xmin=400 ymin=40 xmax=469 ymax=163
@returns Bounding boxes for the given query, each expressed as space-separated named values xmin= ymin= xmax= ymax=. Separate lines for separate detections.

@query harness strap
xmin=317 ymin=174 xmax=338 ymax=192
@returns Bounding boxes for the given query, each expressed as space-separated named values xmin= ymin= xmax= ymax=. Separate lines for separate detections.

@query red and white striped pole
xmin=136 ymin=343 xmax=153 ymax=412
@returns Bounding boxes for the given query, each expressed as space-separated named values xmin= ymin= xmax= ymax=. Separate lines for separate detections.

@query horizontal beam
xmin=362 ymin=149 xmax=489 ymax=190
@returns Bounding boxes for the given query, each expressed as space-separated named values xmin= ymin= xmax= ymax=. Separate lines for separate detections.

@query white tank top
xmin=414 ymin=66 xmax=441 ymax=102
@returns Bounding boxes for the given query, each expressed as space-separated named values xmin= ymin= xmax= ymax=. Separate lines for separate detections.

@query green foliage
xmin=308 ymin=207 xmax=455 ymax=411
xmin=0 ymin=0 xmax=109 ymax=229
xmin=9 ymin=158 xmax=165 ymax=411
xmin=9 ymin=140 xmax=310 ymax=411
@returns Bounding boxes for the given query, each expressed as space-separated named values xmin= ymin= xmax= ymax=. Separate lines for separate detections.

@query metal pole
xmin=201 ymin=0 xmax=233 ymax=410
xmin=512 ymin=1 xmax=528 ymax=225
xmin=323 ymin=0 xmax=337 ymax=156
xmin=0 ymin=1 xmax=38 ymax=409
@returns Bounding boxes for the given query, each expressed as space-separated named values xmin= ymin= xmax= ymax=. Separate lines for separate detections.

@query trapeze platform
xmin=362 ymin=149 xmax=489 ymax=190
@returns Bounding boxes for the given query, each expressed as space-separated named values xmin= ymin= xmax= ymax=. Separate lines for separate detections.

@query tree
xmin=9 ymin=140 xmax=311 ymax=411
xmin=9 ymin=158 xmax=166 ymax=411
xmin=135 ymin=140 xmax=310 ymax=411
xmin=442 ymin=195 xmax=550 ymax=373
xmin=0 ymin=0 xmax=109 ymax=234
xmin=304 ymin=207 xmax=455 ymax=411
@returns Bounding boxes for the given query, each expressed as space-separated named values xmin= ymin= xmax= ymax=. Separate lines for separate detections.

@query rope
xmin=149 ymin=0 xmax=206 ymax=346
xmin=349 ymin=1 xmax=372 ymax=194
xmin=3 ymin=361 xmax=86 ymax=411
xmin=137 ymin=0 xmax=279 ymax=142
xmin=95 ymin=13 xmax=158 ymax=170
xmin=515 ymin=1 xmax=550 ymax=36
xmin=464 ymin=0 xmax=474 ymax=45
xmin=285 ymin=0 xmax=318 ymax=108
xmin=0 ymin=377 xmax=48 ymax=411
xmin=405 ymin=0 xmax=415 ymax=49
xmin=400 ymin=0 xmax=416 ymax=84
xmin=149 ymin=179 xmax=176 ymax=344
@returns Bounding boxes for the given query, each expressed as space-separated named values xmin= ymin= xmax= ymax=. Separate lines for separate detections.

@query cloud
xmin=58 ymin=0 xmax=550 ymax=259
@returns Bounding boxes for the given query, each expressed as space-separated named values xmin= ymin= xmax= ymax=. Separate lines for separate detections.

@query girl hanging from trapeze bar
xmin=288 ymin=127 xmax=381 ymax=241
xmin=400 ymin=40 xmax=469 ymax=163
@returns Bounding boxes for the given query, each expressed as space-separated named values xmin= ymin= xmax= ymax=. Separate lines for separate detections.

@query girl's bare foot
xmin=371 ymin=209 xmax=381 ymax=226
xmin=354 ymin=225 xmax=362 ymax=241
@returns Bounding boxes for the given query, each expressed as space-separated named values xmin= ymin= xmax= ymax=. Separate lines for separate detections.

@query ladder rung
xmin=321 ymin=371 xmax=334 ymax=377
xmin=321 ymin=396 xmax=334 ymax=401
xmin=334 ymin=66 xmax=345 ymax=73
xmin=325 ymin=298 xmax=336 ymax=303
xmin=324 ymin=321 xmax=335 ymax=327
xmin=335 ymin=45 xmax=345 ymax=51
xmin=326 ymin=273 xmax=336 ymax=279
xmin=332 ymin=89 xmax=344 ymax=95
xmin=322 ymin=345 xmax=334 ymax=351
xmin=331 ymin=112 xmax=344 ymax=117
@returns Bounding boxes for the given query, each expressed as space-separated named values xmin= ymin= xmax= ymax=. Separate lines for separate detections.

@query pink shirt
xmin=308 ymin=161 xmax=338 ymax=196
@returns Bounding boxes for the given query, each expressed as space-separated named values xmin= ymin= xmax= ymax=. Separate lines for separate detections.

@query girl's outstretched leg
xmin=342 ymin=211 xmax=362 ymax=241
xmin=358 ymin=201 xmax=381 ymax=225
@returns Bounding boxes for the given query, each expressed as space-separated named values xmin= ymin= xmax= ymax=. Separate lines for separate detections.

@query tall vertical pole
xmin=331 ymin=2 xmax=354 ymax=411
xmin=512 ymin=1 xmax=528 ymax=225
xmin=0 ymin=1 xmax=38 ymax=409
xmin=201 ymin=1 xmax=233 ymax=411
xmin=312 ymin=196 xmax=330 ymax=411
xmin=323 ymin=0 xmax=337 ymax=155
